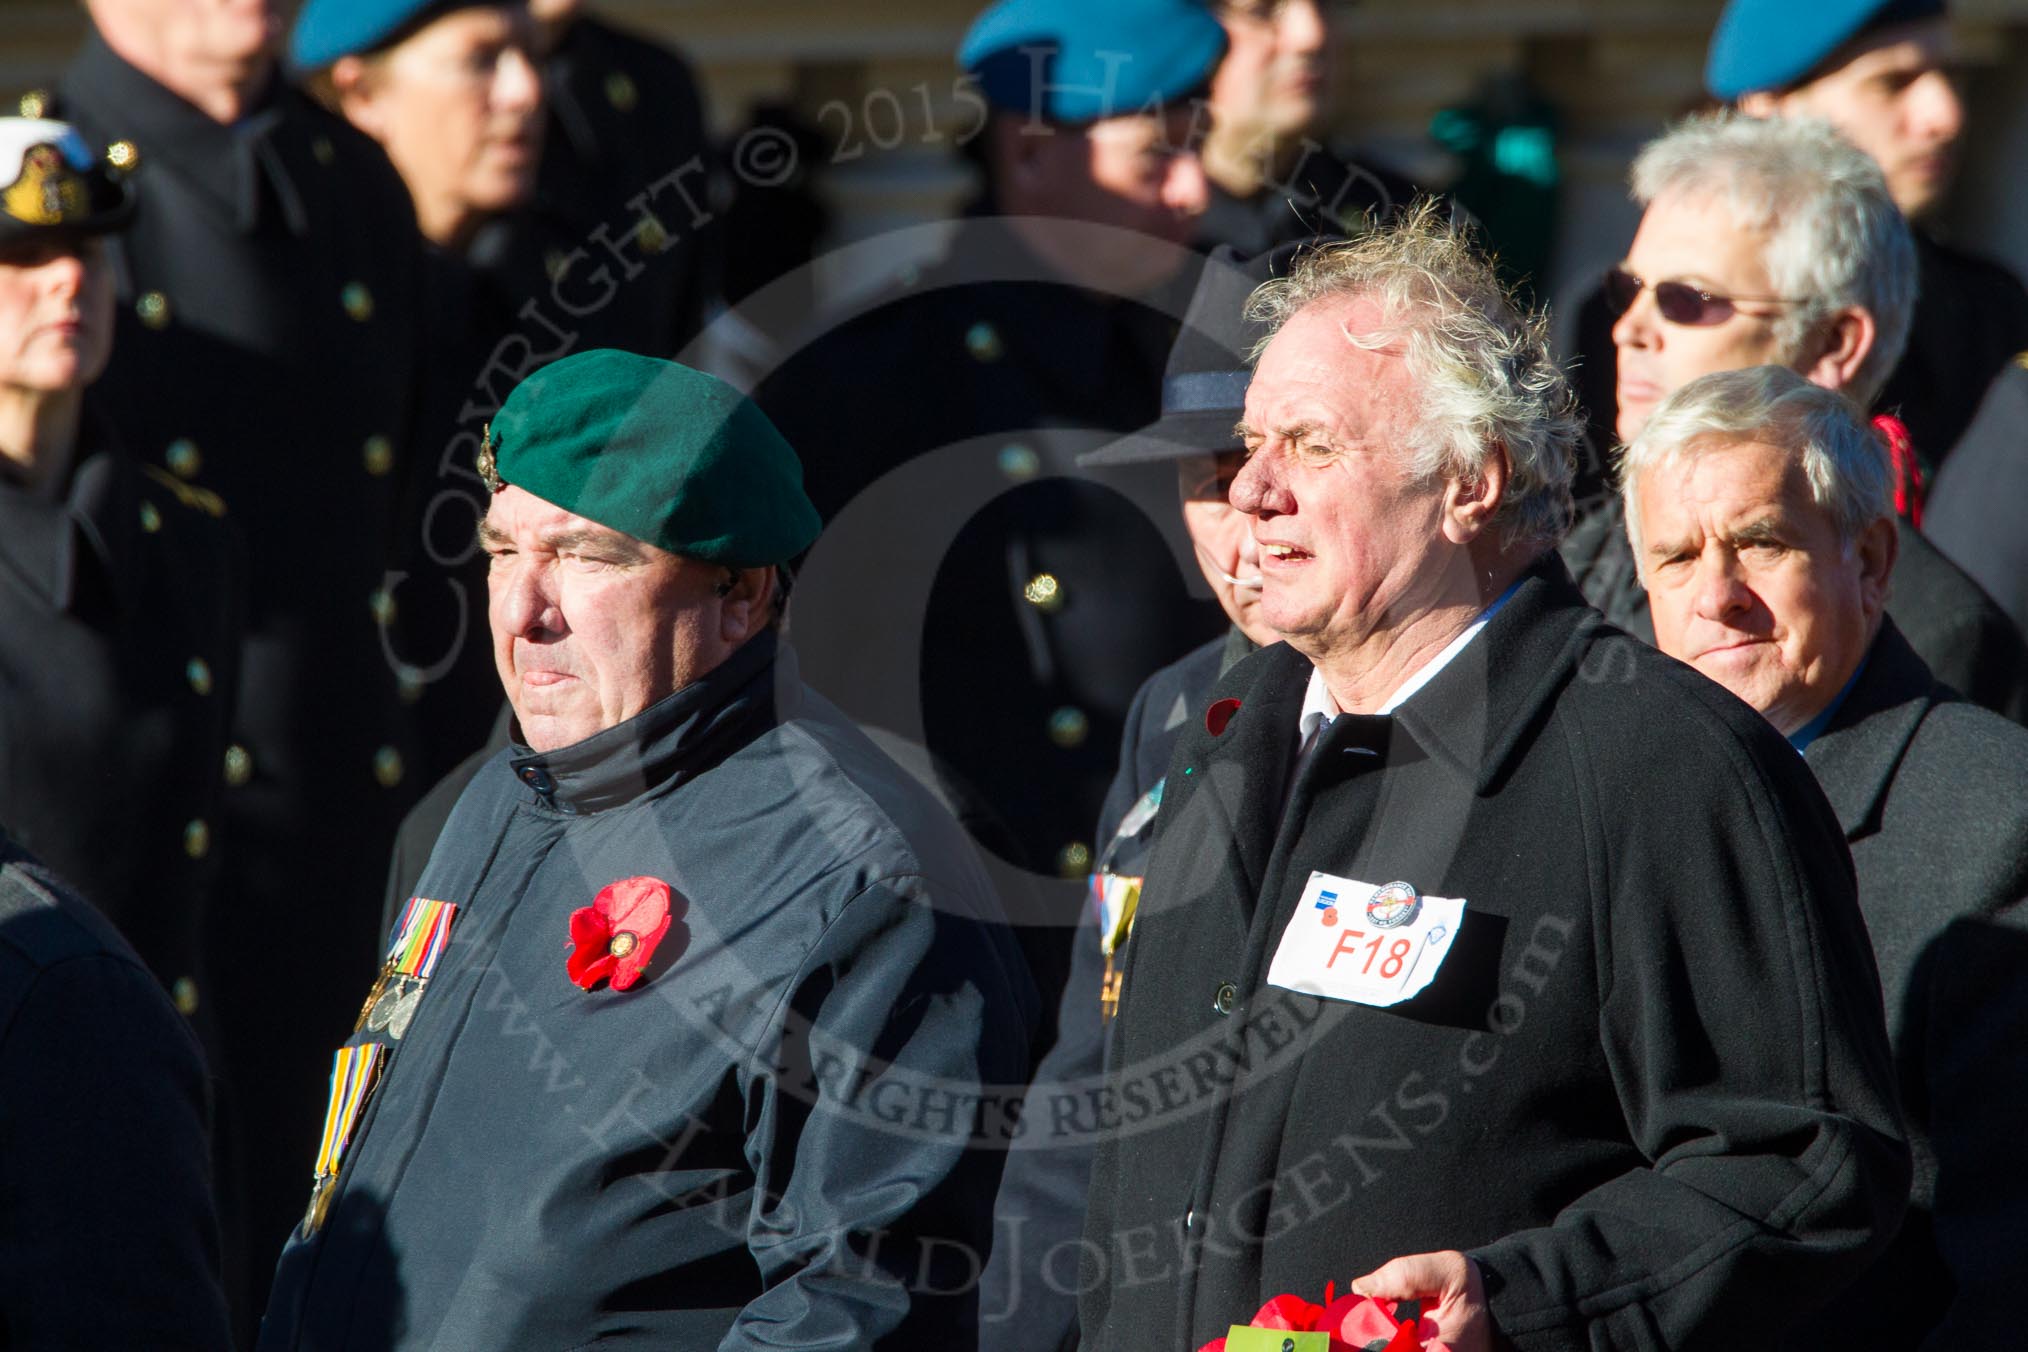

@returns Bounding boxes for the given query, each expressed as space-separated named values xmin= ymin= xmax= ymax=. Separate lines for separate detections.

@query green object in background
xmin=1224 ymin=1328 xmax=1331 ymax=1352
xmin=1430 ymin=71 xmax=1562 ymax=305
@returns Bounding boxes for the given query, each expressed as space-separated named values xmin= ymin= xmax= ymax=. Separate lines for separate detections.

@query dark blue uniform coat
xmin=260 ymin=634 xmax=1038 ymax=1349
xmin=981 ymin=629 xmax=1241 ymax=1352
xmin=1925 ymin=361 xmax=2028 ymax=646
xmin=0 ymin=834 xmax=230 ymax=1350
xmin=55 ymin=31 xmax=435 ymax=1290
xmin=0 ymin=429 xmax=240 ymax=1004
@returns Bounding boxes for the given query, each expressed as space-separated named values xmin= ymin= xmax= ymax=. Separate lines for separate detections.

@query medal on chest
xmin=351 ymin=895 xmax=459 ymax=1041
xmin=303 ymin=897 xmax=461 ymax=1237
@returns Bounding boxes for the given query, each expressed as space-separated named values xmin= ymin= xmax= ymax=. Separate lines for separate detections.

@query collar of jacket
xmin=65 ymin=32 xmax=304 ymax=236
xmin=505 ymin=627 xmax=787 ymax=814
xmin=1209 ymin=553 xmax=1599 ymax=791
xmin=1803 ymin=618 xmax=1937 ymax=839
xmin=0 ymin=420 xmax=138 ymax=614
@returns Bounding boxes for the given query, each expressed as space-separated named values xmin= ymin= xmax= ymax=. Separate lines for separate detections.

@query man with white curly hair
xmin=1080 ymin=205 xmax=1908 ymax=1352
xmin=1624 ymin=365 xmax=2028 ymax=1347
xmin=1563 ymin=111 xmax=2027 ymax=721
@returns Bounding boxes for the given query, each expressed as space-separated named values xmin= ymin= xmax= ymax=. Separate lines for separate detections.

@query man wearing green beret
xmin=259 ymin=349 xmax=1037 ymax=1350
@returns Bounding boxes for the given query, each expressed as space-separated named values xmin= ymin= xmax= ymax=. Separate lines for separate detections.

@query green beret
xmin=482 ymin=350 xmax=820 ymax=568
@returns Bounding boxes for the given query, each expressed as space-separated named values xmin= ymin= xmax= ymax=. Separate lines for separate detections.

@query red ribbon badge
xmin=1871 ymin=412 xmax=1924 ymax=529
xmin=567 ymin=876 xmax=678 ymax=992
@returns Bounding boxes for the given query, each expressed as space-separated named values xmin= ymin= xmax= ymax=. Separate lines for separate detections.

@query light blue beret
xmin=1705 ymin=0 xmax=1945 ymax=100
xmin=290 ymin=0 xmax=508 ymax=73
xmin=959 ymin=0 xmax=1228 ymax=124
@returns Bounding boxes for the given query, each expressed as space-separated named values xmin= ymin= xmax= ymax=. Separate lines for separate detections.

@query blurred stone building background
xmin=9 ymin=0 xmax=2028 ymax=343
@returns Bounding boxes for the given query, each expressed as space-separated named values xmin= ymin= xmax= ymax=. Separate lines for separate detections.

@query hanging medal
xmin=301 ymin=1041 xmax=387 ymax=1235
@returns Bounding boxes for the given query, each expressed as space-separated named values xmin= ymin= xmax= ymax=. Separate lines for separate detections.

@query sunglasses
xmin=1604 ymin=267 xmax=1802 ymax=327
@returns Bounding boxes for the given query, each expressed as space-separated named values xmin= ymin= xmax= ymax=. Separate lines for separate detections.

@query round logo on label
xmin=1366 ymin=881 xmax=1421 ymax=929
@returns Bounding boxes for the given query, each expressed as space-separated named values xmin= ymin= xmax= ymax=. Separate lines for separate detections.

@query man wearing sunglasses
xmin=1560 ymin=111 xmax=2028 ymax=722
xmin=1571 ymin=0 xmax=2028 ymax=484
xmin=1709 ymin=0 xmax=2028 ymax=480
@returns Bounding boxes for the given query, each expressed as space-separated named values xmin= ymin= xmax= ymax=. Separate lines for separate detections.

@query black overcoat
xmin=1789 ymin=620 xmax=2028 ymax=1349
xmin=1080 ymin=561 xmax=1910 ymax=1351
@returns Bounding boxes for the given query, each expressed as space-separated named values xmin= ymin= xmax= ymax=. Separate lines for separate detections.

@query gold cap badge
xmin=2 ymin=143 xmax=89 ymax=227
xmin=476 ymin=423 xmax=503 ymax=493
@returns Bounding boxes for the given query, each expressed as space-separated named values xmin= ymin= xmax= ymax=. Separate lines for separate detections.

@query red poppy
xmin=1206 ymin=697 xmax=1243 ymax=736
xmin=566 ymin=876 xmax=676 ymax=992
xmin=1195 ymin=1287 xmax=1449 ymax=1352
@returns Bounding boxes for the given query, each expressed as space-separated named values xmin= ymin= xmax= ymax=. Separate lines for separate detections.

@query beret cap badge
xmin=476 ymin=422 xmax=503 ymax=494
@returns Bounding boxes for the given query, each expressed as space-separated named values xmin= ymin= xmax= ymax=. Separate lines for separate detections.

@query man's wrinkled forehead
xmin=1256 ymin=295 xmax=1403 ymax=381
xmin=480 ymin=487 xmax=652 ymax=561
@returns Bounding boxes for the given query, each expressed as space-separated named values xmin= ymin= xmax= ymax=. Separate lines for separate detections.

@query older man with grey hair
xmin=1079 ymin=205 xmax=1908 ymax=1352
xmin=1625 ymin=364 xmax=2028 ymax=1348
xmin=1563 ymin=111 xmax=2028 ymax=722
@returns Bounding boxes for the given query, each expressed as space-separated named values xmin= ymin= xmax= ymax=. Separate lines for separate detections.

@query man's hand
xmin=1350 ymin=1250 xmax=1490 ymax=1352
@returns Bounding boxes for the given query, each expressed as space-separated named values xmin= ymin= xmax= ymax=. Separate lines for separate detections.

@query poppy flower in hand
xmin=567 ymin=876 xmax=677 ymax=991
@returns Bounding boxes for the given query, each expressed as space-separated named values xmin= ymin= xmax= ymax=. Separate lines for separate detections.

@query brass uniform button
xmin=605 ymin=71 xmax=639 ymax=112
xmin=185 ymin=656 xmax=213 ymax=696
xmin=136 ymin=290 xmax=171 ymax=329
xmin=139 ymin=501 xmax=162 ymax=533
xmin=997 ymin=444 xmax=1040 ymax=481
xmin=182 ymin=819 xmax=211 ymax=859
xmin=223 ymin=743 xmax=253 ymax=787
xmin=362 ymin=434 xmax=395 ymax=476
xmin=965 ymin=321 xmax=1003 ymax=363
xmin=396 ymin=664 xmax=426 ymax=705
xmin=544 ymin=249 xmax=572 ymax=282
xmin=106 ymin=139 xmax=140 ymax=172
xmin=17 ymin=90 xmax=50 ymax=119
xmin=1212 ymin=982 xmax=1239 ymax=1015
xmin=637 ymin=215 xmax=669 ymax=255
xmin=373 ymin=745 xmax=405 ymax=788
xmin=341 ymin=282 xmax=374 ymax=322
xmin=1022 ymin=571 xmax=1064 ymax=613
xmin=312 ymin=136 xmax=335 ymax=166
xmin=369 ymin=588 xmax=396 ymax=625
xmin=165 ymin=437 xmax=201 ymax=478
xmin=1048 ymin=706 xmax=1089 ymax=749
xmin=171 ymin=976 xmax=200 ymax=1016
xmin=1055 ymin=841 xmax=1093 ymax=878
